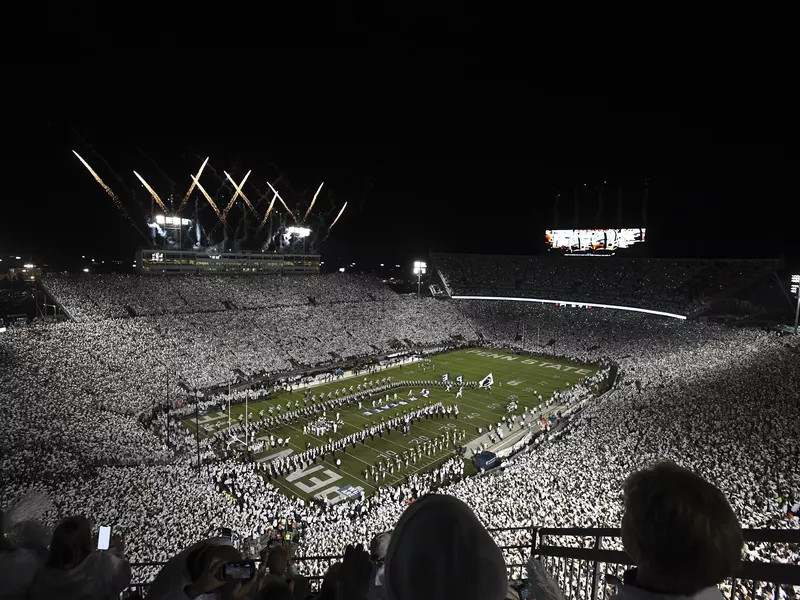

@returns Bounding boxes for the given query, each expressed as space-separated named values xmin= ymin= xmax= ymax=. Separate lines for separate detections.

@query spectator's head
xmin=370 ymin=531 xmax=391 ymax=567
xmin=267 ymin=546 xmax=289 ymax=577
xmin=621 ymin=462 xmax=744 ymax=595
xmin=385 ymin=494 xmax=507 ymax=600
xmin=316 ymin=562 xmax=341 ymax=600
xmin=11 ymin=519 xmax=51 ymax=552
xmin=46 ymin=515 xmax=92 ymax=570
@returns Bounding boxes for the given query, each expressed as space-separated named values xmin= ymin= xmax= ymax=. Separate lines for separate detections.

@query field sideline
xmin=184 ymin=348 xmax=597 ymax=502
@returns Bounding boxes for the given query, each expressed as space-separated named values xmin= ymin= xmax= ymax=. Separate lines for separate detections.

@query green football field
xmin=184 ymin=348 xmax=597 ymax=503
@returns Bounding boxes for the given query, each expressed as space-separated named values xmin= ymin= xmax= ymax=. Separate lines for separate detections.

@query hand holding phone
xmin=97 ymin=526 xmax=111 ymax=550
xmin=222 ymin=561 xmax=256 ymax=581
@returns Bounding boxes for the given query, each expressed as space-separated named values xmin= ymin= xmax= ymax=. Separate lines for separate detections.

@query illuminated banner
xmin=545 ymin=228 xmax=645 ymax=252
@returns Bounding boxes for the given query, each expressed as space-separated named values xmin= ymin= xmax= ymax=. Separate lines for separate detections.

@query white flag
xmin=480 ymin=373 xmax=494 ymax=388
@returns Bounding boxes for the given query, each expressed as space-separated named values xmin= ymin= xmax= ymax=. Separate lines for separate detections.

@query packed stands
xmin=2 ymin=271 xmax=799 ymax=599
xmin=432 ymin=253 xmax=780 ymax=316
xmin=43 ymin=273 xmax=399 ymax=321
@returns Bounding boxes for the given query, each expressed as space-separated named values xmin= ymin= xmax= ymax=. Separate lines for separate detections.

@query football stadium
xmin=1 ymin=143 xmax=799 ymax=600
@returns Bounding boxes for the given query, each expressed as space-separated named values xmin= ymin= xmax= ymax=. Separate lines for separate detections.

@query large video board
xmin=545 ymin=228 xmax=646 ymax=252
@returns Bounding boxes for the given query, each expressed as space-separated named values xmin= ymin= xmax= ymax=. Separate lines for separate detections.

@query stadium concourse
xmin=1 ymin=267 xmax=799 ymax=599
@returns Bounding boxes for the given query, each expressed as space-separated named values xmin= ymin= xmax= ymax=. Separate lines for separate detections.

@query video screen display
xmin=545 ymin=228 xmax=646 ymax=253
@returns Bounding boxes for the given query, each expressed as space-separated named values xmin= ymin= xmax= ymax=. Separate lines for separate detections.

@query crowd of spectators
xmin=43 ymin=273 xmax=398 ymax=322
xmin=2 ymin=271 xmax=799 ymax=599
xmin=432 ymin=253 xmax=780 ymax=316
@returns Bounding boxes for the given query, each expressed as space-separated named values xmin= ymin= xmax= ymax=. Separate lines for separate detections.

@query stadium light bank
xmin=155 ymin=215 xmax=191 ymax=226
xmin=451 ymin=295 xmax=688 ymax=320
xmin=286 ymin=226 xmax=312 ymax=238
xmin=413 ymin=261 xmax=427 ymax=297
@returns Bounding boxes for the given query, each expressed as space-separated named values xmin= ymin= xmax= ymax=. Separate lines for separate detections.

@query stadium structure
xmin=134 ymin=248 xmax=320 ymax=275
xmin=2 ymin=154 xmax=798 ymax=598
xmin=5 ymin=249 xmax=799 ymax=599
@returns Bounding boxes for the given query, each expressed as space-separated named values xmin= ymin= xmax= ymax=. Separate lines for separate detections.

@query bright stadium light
xmin=286 ymin=226 xmax=312 ymax=238
xmin=339 ymin=267 xmax=345 ymax=273
xmin=83 ymin=268 xmax=89 ymax=273
xmin=24 ymin=263 xmax=34 ymax=269
xmin=156 ymin=215 xmax=191 ymax=226
xmin=413 ymin=261 xmax=427 ymax=297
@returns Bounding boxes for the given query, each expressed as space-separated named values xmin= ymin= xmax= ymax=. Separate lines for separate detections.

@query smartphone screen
xmin=223 ymin=562 xmax=254 ymax=580
xmin=98 ymin=526 xmax=111 ymax=550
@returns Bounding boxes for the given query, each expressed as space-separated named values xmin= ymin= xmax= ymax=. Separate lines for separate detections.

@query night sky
xmin=3 ymin=105 xmax=795 ymax=270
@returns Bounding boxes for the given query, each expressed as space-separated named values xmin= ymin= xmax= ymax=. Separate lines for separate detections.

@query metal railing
xmin=534 ymin=527 xmax=800 ymax=600
xmin=125 ymin=526 xmax=800 ymax=599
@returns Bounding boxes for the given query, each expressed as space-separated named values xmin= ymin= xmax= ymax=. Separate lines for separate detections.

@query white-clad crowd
xmin=2 ymin=273 xmax=799 ymax=598
xmin=43 ymin=273 xmax=399 ymax=322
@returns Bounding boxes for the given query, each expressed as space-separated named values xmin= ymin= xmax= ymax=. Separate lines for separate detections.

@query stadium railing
xmin=124 ymin=526 xmax=800 ymax=599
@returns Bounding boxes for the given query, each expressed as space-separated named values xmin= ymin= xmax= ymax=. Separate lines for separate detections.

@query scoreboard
xmin=545 ymin=228 xmax=646 ymax=253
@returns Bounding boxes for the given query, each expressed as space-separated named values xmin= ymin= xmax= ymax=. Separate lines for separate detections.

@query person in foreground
xmin=146 ymin=537 xmax=256 ymax=600
xmin=0 ymin=513 xmax=50 ymax=600
xmin=615 ymin=462 xmax=744 ymax=600
xmin=372 ymin=493 xmax=507 ymax=600
xmin=26 ymin=515 xmax=131 ymax=600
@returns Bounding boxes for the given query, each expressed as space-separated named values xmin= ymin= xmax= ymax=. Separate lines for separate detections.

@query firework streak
xmin=266 ymin=181 xmax=296 ymax=222
xmin=72 ymin=151 xmax=149 ymax=242
xmin=178 ymin=157 xmax=209 ymax=213
xmin=257 ymin=194 xmax=277 ymax=232
xmin=223 ymin=171 xmax=258 ymax=219
xmin=328 ymin=201 xmax=348 ymax=232
xmin=302 ymin=182 xmax=324 ymax=223
xmin=190 ymin=175 xmax=223 ymax=222
xmin=133 ymin=171 xmax=169 ymax=214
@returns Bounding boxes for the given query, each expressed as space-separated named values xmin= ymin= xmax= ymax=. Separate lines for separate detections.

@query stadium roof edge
xmin=451 ymin=295 xmax=688 ymax=320
xmin=431 ymin=252 xmax=784 ymax=263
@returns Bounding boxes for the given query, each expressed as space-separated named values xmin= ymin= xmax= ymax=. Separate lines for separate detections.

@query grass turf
xmin=184 ymin=348 xmax=597 ymax=502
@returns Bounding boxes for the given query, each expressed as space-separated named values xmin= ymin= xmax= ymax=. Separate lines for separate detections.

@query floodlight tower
xmin=413 ymin=260 xmax=427 ymax=297
xmin=791 ymin=274 xmax=800 ymax=333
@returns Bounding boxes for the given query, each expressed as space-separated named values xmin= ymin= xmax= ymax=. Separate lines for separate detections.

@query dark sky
xmin=3 ymin=102 xmax=795 ymax=267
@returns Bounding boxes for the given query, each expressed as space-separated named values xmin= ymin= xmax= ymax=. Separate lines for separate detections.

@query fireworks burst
xmin=257 ymin=193 xmax=277 ymax=232
xmin=326 ymin=201 xmax=348 ymax=238
xmin=190 ymin=174 xmax=224 ymax=223
xmin=178 ymin=157 xmax=209 ymax=213
xmin=133 ymin=171 xmax=169 ymax=214
xmin=72 ymin=150 xmax=149 ymax=243
xmin=223 ymin=171 xmax=258 ymax=219
xmin=266 ymin=181 xmax=296 ymax=222
xmin=302 ymin=182 xmax=324 ymax=224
